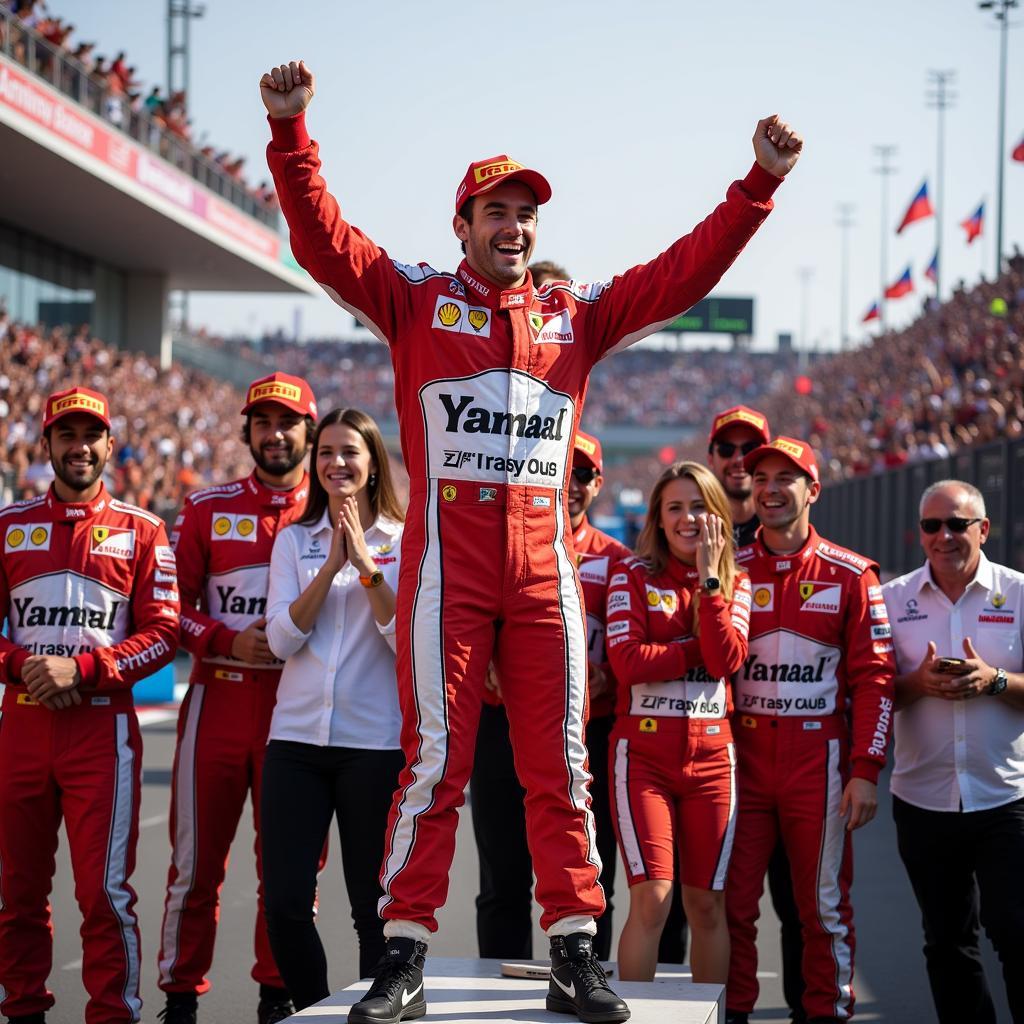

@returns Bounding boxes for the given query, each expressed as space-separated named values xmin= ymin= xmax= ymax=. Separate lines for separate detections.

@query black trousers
xmin=260 ymin=740 xmax=404 ymax=1010
xmin=470 ymin=704 xmax=624 ymax=959
xmin=894 ymin=793 xmax=1024 ymax=1024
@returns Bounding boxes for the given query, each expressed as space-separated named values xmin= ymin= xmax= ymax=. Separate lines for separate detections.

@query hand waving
xmin=260 ymin=60 xmax=315 ymax=119
xmin=753 ymin=114 xmax=803 ymax=178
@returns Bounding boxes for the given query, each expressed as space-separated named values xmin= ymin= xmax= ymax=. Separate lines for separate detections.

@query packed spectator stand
xmin=0 ymin=0 xmax=280 ymax=224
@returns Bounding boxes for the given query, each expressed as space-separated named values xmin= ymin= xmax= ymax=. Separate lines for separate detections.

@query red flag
xmin=884 ymin=266 xmax=914 ymax=300
xmin=896 ymin=181 xmax=934 ymax=234
xmin=961 ymin=203 xmax=984 ymax=245
xmin=862 ymin=301 xmax=880 ymax=322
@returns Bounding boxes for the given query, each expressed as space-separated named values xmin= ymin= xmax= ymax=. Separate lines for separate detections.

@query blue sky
xmin=55 ymin=0 xmax=1022 ymax=349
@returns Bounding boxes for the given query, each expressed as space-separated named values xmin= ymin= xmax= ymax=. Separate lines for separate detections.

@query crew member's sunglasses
xmin=572 ymin=466 xmax=599 ymax=484
xmin=919 ymin=517 xmax=982 ymax=534
xmin=713 ymin=440 xmax=761 ymax=459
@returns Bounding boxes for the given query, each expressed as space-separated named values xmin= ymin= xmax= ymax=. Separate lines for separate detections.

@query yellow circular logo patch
xmin=7 ymin=528 xmax=25 ymax=548
xmin=647 ymin=590 xmax=661 ymax=607
xmin=754 ymin=587 xmax=772 ymax=608
xmin=236 ymin=518 xmax=255 ymax=537
xmin=30 ymin=527 xmax=48 ymax=546
xmin=468 ymin=309 xmax=488 ymax=332
xmin=441 ymin=485 xmax=458 ymax=502
xmin=214 ymin=517 xmax=232 ymax=536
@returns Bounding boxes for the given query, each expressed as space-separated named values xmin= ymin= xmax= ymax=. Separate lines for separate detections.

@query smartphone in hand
xmin=935 ymin=657 xmax=969 ymax=674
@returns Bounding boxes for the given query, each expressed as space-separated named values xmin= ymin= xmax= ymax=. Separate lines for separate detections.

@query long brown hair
xmin=635 ymin=461 xmax=737 ymax=629
xmin=299 ymin=408 xmax=405 ymax=527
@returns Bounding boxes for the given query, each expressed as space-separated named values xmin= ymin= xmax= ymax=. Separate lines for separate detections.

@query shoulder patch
xmin=109 ymin=499 xmax=162 ymax=528
xmin=0 ymin=495 xmax=48 ymax=520
xmin=816 ymin=541 xmax=872 ymax=576
xmin=188 ymin=481 xmax=246 ymax=505
xmin=568 ymin=279 xmax=611 ymax=302
xmin=393 ymin=261 xmax=442 ymax=285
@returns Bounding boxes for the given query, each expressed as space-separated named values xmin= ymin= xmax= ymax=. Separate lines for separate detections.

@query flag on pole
xmin=924 ymin=251 xmax=939 ymax=283
xmin=884 ymin=266 xmax=914 ymax=299
xmin=961 ymin=203 xmax=984 ymax=245
xmin=896 ymin=181 xmax=934 ymax=234
xmin=1013 ymin=136 xmax=1024 ymax=162
xmin=862 ymin=301 xmax=880 ymax=323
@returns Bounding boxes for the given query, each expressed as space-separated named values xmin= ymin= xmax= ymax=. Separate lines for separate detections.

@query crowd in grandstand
xmin=0 ymin=0 xmax=279 ymax=210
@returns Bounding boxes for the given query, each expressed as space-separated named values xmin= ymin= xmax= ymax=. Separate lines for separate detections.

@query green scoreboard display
xmin=664 ymin=297 xmax=754 ymax=335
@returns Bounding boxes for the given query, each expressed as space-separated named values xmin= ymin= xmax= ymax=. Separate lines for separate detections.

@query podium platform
xmin=291 ymin=958 xmax=723 ymax=1023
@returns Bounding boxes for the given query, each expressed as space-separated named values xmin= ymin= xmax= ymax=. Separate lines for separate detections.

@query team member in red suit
xmin=706 ymin=405 xmax=805 ymax=1023
xmin=260 ymin=58 xmax=802 ymax=1024
xmin=157 ymin=373 xmax=316 ymax=1024
xmin=606 ymin=462 xmax=750 ymax=984
xmin=470 ymin=428 xmax=630 ymax=961
xmin=724 ymin=438 xmax=896 ymax=1024
xmin=0 ymin=387 xmax=179 ymax=1024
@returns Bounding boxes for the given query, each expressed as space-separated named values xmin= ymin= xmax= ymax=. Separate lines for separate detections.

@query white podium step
xmin=290 ymin=957 xmax=723 ymax=1023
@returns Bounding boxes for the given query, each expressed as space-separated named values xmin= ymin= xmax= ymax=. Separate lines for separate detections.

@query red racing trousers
xmin=726 ymin=714 xmax=856 ymax=1020
xmin=158 ymin=672 xmax=284 ymax=994
xmin=378 ymin=481 xmax=604 ymax=934
xmin=0 ymin=689 xmax=143 ymax=1023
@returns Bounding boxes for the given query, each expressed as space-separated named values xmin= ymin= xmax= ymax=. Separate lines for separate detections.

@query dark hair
xmin=241 ymin=412 xmax=315 ymax=446
xmin=529 ymin=260 xmax=569 ymax=287
xmin=299 ymin=408 xmax=405 ymax=527
xmin=457 ymin=198 xmax=474 ymax=255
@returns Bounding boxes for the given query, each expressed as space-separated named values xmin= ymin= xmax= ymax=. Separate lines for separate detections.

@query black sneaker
xmin=8 ymin=1014 xmax=47 ymax=1024
xmin=725 ymin=1013 xmax=750 ymax=1024
xmin=348 ymin=937 xmax=427 ymax=1024
xmin=547 ymin=933 xmax=630 ymax=1023
xmin=158 ymin=994 xmax=198 ymax=1024
xmin=257 ymin=995 xmax=295 ymax=1023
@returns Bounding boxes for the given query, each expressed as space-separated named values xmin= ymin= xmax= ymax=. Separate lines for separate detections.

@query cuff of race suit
xmin=74 ymin=652 xmax=99 ymax=686
xmin=208 ymin=624 xmax=237 ymax=658
xmin=851 ymin=758 xmax=882 ymax=784
xmin=545 ymin=915 xmax=597 ymax=938
xmin=6 ymin=647 xmax=30 ymax=681
xmin=383 ymin=920 xmax=432 ymax=943
xmin=741 ymin=161 xmax=783 ymax=201
xmin=268 ymin=111 xmax=310 ymax=151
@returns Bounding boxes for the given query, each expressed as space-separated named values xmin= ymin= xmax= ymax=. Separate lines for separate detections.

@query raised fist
xmin=260 ymin=60 xmax=315 ymax=119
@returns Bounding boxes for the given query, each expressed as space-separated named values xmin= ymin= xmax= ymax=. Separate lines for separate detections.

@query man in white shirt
xmin=883 ymin=479 xmax=1024 ymax=1024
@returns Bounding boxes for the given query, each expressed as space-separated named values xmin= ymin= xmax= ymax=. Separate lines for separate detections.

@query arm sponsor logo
xmin=610 ymin=572 xmax=628 ymax=587
xmin=607 ymin=591 xmax=631 ymax=614
xmin=155 ymin=545 xmax=177 ymax=572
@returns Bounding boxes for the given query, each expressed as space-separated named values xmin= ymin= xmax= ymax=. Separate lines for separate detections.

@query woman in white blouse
xmin=261 ymin=407 xmax=405 ymax=1011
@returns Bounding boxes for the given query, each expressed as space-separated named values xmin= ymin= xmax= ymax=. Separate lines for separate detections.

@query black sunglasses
xmin=919 ymin=517 xmax=982 ymax=535
xmin=572 ymin=466 xmax=599 ymax=485
xmin=713 ymin=440 xmax=761 ymax=459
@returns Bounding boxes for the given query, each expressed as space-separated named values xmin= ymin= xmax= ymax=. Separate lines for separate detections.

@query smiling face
xmin=751 ymin=453 xmax=820 ymax=533
xmin=708 ymin=424 xmax=763 ymax=504
xmin=658 ymin=476 xmax=708 ymax=564
xmin=42 ymin=413 xmax=113 ymax=500
xmin=568 ymin=464 xmax=602 ymax=528
xmin=453 ymin=181 xmax=538 ymax=287
xmin=247 ymin=402 xmax=310 ymax=479
xmin=315 ymin=423 xmax=376 ymax=500
xmin=920 ymin=484 xmax=989 ymax=582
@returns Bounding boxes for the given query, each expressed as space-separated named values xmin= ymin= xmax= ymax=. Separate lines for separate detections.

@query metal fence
xmin=0 ymin=7 xmax=279 ymax=228
xmin=815 ymin=437 xmax=1024 ymax=575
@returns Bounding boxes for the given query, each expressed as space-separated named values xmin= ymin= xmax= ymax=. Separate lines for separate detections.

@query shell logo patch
xmin=437 ymin=302 xmax=462 ymax=327
xmin=442 ymin=485 xmax=458 ymax=502
xmin=6 ymin=524 xmax=50 ymax=552
xmin=752 ymin=585 xmax=774 ymax=610
xmin=431 ymin=295 xmax=491 ymax=337
xmin=992 ymin=592 xmax=1006 ymax=609
xmin=90 ymin=526 xmax=136 ymax=559
xmin=645 ymin=586 xmax=677 ymax=613
xmin=639 ymin=718 xmax=658 ymax=733
xmin=211 ymin=513 xmax=259 ymax=542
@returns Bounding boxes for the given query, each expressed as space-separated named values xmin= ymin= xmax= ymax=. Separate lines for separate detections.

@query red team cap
xmin=242 ymin=373 xmax=318 ymax=420
xmin=708 ymin=405 xmax=771 ymax=447
xmin=573 ymin=430 xmax=603 ymax=474
xmin=743 ymin=436 xmax=819 ymax=483
xmin=43 ymin=386 xmax=112 ymax=431
xmin=455 ymin=155 xmax=552 ymax=215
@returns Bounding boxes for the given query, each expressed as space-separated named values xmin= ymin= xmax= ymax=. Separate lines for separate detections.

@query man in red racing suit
xmin=724 ymin=438 xmax=895 ymax=1024
xmin=158 ymin=373 xmax=316 ymax=1024
xmin=0 ymin=387 xmax=179 ymax=1024
xmin=260 ymin=58 xmax=802 ymax=1024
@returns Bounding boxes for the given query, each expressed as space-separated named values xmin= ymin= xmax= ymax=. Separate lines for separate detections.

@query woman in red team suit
xmin=606 ymin=462 xmax=751 ymax=983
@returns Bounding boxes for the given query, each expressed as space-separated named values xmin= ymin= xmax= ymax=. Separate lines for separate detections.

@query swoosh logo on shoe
xmin=551 ymin=975 xmax=576 ymax=1000
xmin=401 ymin=982 xmax=424 ymax=1007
